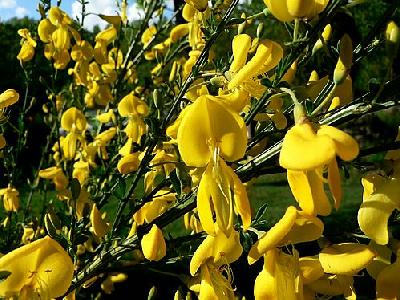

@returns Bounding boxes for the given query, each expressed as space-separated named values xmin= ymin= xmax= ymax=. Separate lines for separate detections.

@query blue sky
xmin=0 ymin=0 xmax=74 ymax=21
xmin=0 ymin=0 xmax=148 ymax=29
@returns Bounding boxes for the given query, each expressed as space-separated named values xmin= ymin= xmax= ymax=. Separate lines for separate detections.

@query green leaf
xmin=254 ymin=203 xmax=268 ymax=223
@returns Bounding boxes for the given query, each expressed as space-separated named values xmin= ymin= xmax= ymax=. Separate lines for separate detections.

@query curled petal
xmin=248 ymin=206 xmax=297 ymax=264
xmin=299 ymin=256 xmax=324 ymax=284
xmin=287 ymin=169 xmax=332 ymax=216
xmin=317 ymin=125 xmax=359 ymax=161
xmin=280 ymin=123 xmax=336 ymax=171
xmin=230 ymin=34 xmax=252 ymax=73
xmin=279 ymin=211 xmax=324 ymax=246
xmin=358 ymin=191 xmax=398 ymax=245
xmin=319 ymin=243 xmax=376 ymax=275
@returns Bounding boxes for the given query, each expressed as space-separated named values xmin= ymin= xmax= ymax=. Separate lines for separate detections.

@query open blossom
xmin=279 ymin=120 xmax=359 ymax=216
xmin=177 ymin=95 xmax=250 ymax=236
xmin=264 ymin=0 xmax=329 ymax=22
xmin=0 ymin=236 xmax=74 ymax=299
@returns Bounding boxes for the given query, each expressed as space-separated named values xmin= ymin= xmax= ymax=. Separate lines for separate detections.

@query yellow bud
xmin=141 ymin=224 xmax=166 ymax=261
xmin=333 ymin=34 xmax=352 ymax=85
xmin=386 ymin=21 xmax=400 ymax=57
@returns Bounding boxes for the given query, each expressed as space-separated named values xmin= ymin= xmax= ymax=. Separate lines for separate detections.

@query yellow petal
xmin=0 ymin=134 xmax=6 ymax=149
xmin=358 ymin=181 xmax=400 ymax=245
xmin=96 ymin=26 xmax=117 ymax=45
xmin=0 ymin=236 xmax=73 ymax=298
xmin=177 ymin=96 xmax=247 ymax=167
xmin=317 ymin=125 xmax=359 ymax=161
xmin=61 ymin=107 xmax=86 ymax=132
xmin=280 ymin=123 xmax=336 ymax=171
xmin=197 ymin=166 xmax=216 ymax=235
xmin=190 ymin=229 xmax=242 ymax=276
xmin=254 ymin=249 xmax=299 ymax=300
xmin=263 ymin=0 xmax=293 ymax=22
xmin=141 ymin=224 xmax=166 ymax=261
xmin=38 ymin=19 xmax=56 ymax=43
xmin=287 ymin=169 xmax=332 ymax=216
xmin=226 ymin=162 xmax=251 ymax=231
xmin=170 ymin=24 xmax=189 ymax=43
xmin=376 ymin=253 xmax=400 ymax=300
xmin=52 ymin=25 xmax=70 ymax=50
xmin=228 ymin=41 xmax=272 ymax=90
xmin=299 ymin=256 xmax=324 ymax=284
xmin=247 ymin=206 xmax=297 ymax=264
xmin=328 ymin=159 xmax=342 ymax=209
xmin=307 ymin=274 xmax=354 ymax=296
xmin=279 ymin=211 xmax=324 ymax=246
xmin=229 ymin=34 xmax=252 ymax=73
xmin=90 ymin=204 xmax=110 ymax=239
xmin=258 ymin=39 xmax=284 ymax=74
xmin=319 ymin=243 xmax=376 ymax=275
xmin=366 ymin=241 xmax=392 ymax=280
xmin=117 ymin=153 xmax=140 ymax=174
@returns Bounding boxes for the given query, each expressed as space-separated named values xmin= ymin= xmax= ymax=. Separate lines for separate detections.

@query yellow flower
xmin=117 ymin=153 xmax=140 ymax=174
xmin=177 ymin=96 xmax=250 ymax=236
xmin=197 ymin=159 xmax=251 ymax=237
xmin=185 ymin=0 xmax=208 ymax=12
xmin=177 ymin=95 xmax=247 ymax=167
xmin=226 ymin=34 xmax=283 ymax=100
xmin=39 ymin=166 xmax=69 ymax=194
xmin=61 ymin=107 xmax=87 ymax=160
xmin=140 ymin=224 xmax=166 ymax=261
xmin=118 ymin=93 xmax=149 ymax=144
xmin=254 ymin=248 xmax=301 ymax=300
xmin=0 ymin=236 xmax=74 ymax=299
xmin=90 ymin=204 xmax=110 ymax=239
xmin=358 ymin=172 xmax=400 ymax=245
xmin=248 ymin=206 xmax=323 ymax=264
xmin=141 ymin=25 xmax=157 ymax=46
xmin=0 ymin=186 xmax=20 ymax=212
xmin=190 ymin=227 xmax=242 ymax=273
xmin=263 ymin=0 xmax=329 ymax=22
xmin=279 ymin=121 xmax=359 ymax=216
xmin=17 ymin=29 xmax=36 ymax=62
xmin=133 ymin=190 xmax=176 ymax=225
xmin=0 ymin=89 xmax=19 ymax=110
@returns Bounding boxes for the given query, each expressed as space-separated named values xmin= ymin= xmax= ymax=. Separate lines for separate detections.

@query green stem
xmin=293 ymin=18 xmax=300 ymax=42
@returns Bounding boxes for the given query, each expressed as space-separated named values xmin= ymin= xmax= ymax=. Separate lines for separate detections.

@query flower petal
xmin=280 ymin=123 xmax=336 ymax=171
xmin=319 ymin=243 xmax=376 ymax=275
xmin=248 ymin=206 xmax=297 ymax=264
xmin=317 ymin=125 xmax=359 ymax=161
xmin=230 ymin=34 xmax=252 ymax=73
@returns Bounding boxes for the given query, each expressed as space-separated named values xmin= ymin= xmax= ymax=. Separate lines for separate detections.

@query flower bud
xmin=141 ymin=224 xmax=166 ymax=261
xmin=333 ymin=34 xmax=352 ymax=85
xmin=386 ymin=21 xmax=400 ymax=58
